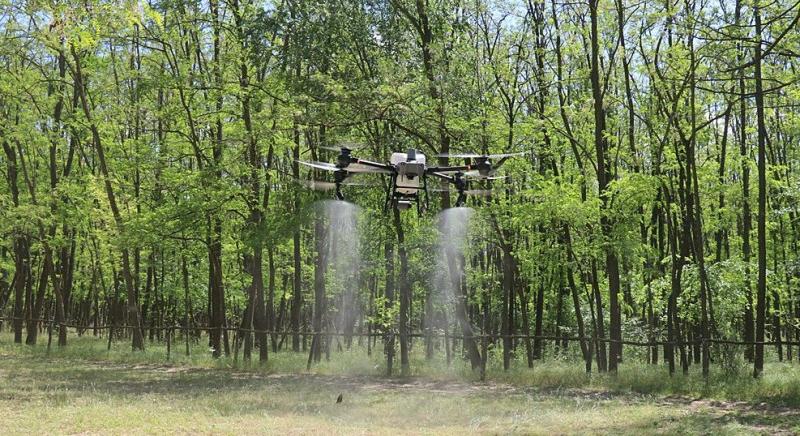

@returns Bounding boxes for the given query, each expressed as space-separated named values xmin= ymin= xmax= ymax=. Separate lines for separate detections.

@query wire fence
xmin=3 ymin=313 xmax=797 ymax=380
xmin=2 ymin=316 xmax=797 ymax=348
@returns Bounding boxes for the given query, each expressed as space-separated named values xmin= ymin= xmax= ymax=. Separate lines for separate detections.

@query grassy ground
xmin=1 ymin=332 xmax=799 ymax=434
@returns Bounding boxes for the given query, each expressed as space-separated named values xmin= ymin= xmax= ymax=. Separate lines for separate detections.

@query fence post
xmin=233 ymin=328 xmax=240 ymax=364
xmin=444 ymin=327 xmax=451 ymax=366
xmin=167 ymin=326 xmax=172 ymax=360
xmin=46 ymin=318 xmax=54 ymax=355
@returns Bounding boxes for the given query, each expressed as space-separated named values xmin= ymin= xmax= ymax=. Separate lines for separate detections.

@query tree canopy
xmin=1 ymin=0 xmax=800 ymax=378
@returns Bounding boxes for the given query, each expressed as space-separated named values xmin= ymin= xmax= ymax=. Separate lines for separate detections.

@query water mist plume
xmin=314 ymin=200 xmax=363 ymax=348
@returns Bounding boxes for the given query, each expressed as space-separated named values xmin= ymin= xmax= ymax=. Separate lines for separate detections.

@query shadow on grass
xmin=4 ymin=345 xmax=800 ymax=434
xmin=3 ymin=332 xmax=800 ymax=410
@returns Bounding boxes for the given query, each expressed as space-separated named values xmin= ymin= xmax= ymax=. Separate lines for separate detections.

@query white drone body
xmin=390 ymin=150 xmax=426 ymax=196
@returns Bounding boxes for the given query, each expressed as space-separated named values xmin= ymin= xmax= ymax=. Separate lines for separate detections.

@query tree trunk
xmin=501 ymin=248 xmax=513 ymax=369
xmin=589 ymin=0 xmax=621 ymax=372
xmin=384 ymin=241 xmax=395 ymax=376
xmin=310 ymin=216 xmax=326 ymax=366
xmin=753 ymin=1 xmax=768 ymax=378
xmin=393 ymin=208 xmax=411 ymax=376
xmin=70 ymin=45 xmax=144 ymax=350
xmin=291 ymin=122 xmax=303 ymax=352
xmin=735 ymin=0 xmax=755 ymax=364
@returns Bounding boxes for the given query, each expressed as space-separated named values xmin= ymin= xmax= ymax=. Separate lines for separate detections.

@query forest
xmin=2 ymin=0 xmax=800 ymax=393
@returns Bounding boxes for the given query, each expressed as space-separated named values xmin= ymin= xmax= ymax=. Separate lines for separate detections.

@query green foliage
xmin=1 ymin=0 xmax=800 ymax=387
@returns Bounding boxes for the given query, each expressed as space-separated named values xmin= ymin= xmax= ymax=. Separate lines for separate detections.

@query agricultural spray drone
xmin=297 ymin=146 xmax=525 ymax=213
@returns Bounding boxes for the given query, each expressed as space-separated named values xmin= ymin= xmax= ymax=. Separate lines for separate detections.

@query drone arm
xmin=427 ymin=172 xmax=455 ymax=182
xmin=494 ymin=156 xmax=512 ymax=169
xmin=425 ymin=165 xmax=472 ymax=174
xmin=351 ymin=158 xmax=395 ymax=173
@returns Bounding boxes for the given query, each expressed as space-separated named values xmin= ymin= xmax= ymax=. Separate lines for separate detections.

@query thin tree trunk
xmin=589 ymin=0 xmax=621 ymax=372
xmin=393 ymin=208 xmax=411 ymax=376
xmin=69 ymin=44 xmax=144 ymax=351
xmin=384 ymin=240 xmax=395 ymax=376
xmin=753 ymin=1 xmax=768 ymax=378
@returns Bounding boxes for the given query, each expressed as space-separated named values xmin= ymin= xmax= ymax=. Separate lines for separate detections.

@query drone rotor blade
xmin=463 ymin=169 xmax=497 ymax=178
xmin=319 ymin=142 xmax=370 ymax=152
xmin=434 ymin=152 xmax=483 ymax=159
xmin=297 ymin=160 xmax=339 ymax=172
xmin=298 ymin=160 xmax=389 ymax=174
xmin=429 ymin=188 xmax=493 ymax=197
xmin=342 ymin=180 xmax=379 ymax=187
xmin=346 ymin=163 xmax=393 ymax=174
xmin=463 ymin=172 xmax=507 ymax=180
xmin=489 ymin=151 xmax=527 ymax=159
xmin=435 ymin=151 xmax=529 ymax=159
xmin=300 ymin=180 xmax=338 ymax=191
xmin=296 ymin=177 xmax=378 ymax=191
xmin=432 ymin=168 xmax=468 ymax=174
xmin=338 ymin=141 xmax=370 ymax=150
xmin=464 ymin=189 xmax=493 ymax=197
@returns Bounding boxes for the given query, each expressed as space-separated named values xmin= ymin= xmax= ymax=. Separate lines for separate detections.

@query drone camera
xmin=395 ymin=200 xmax=413 ymax=210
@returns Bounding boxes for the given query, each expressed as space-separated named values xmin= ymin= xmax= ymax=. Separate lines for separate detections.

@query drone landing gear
xmin=333 ymin=170 xmax=347 ymax=201
xmin=384 ymin=174 xmax=424 ymax=214
xmin=453 ymin=172 xmax=468 ymax=208
xmin=392 ymin=193 xmax=422 ymax=213
xmin=454 ymin=193 xmax=467 ymax=208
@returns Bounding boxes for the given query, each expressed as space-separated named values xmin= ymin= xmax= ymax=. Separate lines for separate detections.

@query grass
xmin=1 ymin=331 xmax=799 ymax=434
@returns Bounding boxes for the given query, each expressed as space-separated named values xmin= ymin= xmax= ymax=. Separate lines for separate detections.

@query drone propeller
xmin=297 ymin=179 xmax=377 ymax=191
xmin=297 ymin=160 xmax=391 ymax=174
xmin=298 ymin=160 xmax=339 ymax=172
xmin=318 ymin=142 xmax=369 ymax=153
xmin=347 ymin=162 xmax=393 ymax=174
xmin=430 ymin=151 xmax=526 ymax=178
xmin=431 ymin=188 xmax=493 ymax=197
xmin=463 ymin=173 xmax=507 ymax=180
xmin=434 ymin=151 xmax=528 ymax=159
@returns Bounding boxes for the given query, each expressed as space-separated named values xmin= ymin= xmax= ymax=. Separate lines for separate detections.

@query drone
xmin=297 ymin=146 xmax=525 ymax=213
